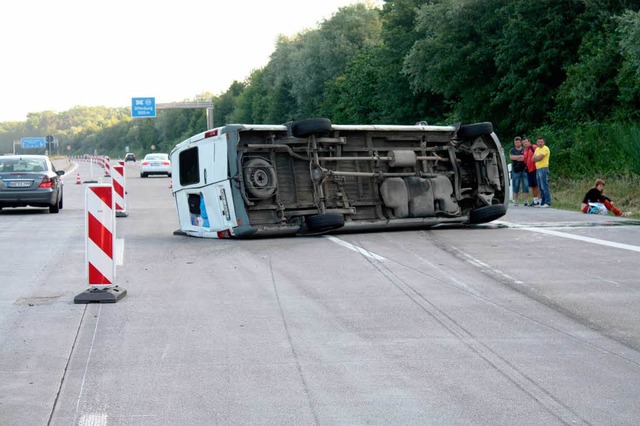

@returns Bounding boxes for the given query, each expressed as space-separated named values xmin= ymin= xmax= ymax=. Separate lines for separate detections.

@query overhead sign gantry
xmin=131 ymin=98 xmax=214 ymax=129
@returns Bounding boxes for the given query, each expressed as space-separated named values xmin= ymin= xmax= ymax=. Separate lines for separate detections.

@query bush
xmin=529 ymin=122 xmax=640 ymax=179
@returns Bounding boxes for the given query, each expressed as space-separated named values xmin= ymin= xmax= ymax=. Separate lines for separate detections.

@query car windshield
xmin=0 ymin=158 xmax=47 ymax=172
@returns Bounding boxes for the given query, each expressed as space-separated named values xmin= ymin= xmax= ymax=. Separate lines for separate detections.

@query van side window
xmin=179 ymin=147 xmax=200 ymax=186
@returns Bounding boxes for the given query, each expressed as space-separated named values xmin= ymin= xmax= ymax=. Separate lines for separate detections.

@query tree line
xmin=1 ymin=0 xmax=639 ymax=178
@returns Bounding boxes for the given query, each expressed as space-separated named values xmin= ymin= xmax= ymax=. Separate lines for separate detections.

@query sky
xmin=0 ymin=0 xmax=382 ymax=123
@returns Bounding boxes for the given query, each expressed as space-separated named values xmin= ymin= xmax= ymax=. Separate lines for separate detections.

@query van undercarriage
xmin=231 ymin=119 xmax=507 ymax=237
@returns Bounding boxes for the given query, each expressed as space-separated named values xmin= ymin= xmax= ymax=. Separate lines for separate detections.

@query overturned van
xmin=170 ymin=118 xmax=509 ymax=238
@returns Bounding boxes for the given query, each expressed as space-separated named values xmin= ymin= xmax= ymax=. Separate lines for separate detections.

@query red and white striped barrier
xmin=74 ymin=184 xmax=126 ymax=303
xmin=112 ymin=164 xmax=128 ymax=217
xmin=86 ymin=184 xmax=115 ymax=285
xmin=104 ymin=156 xmax=111 ymax=177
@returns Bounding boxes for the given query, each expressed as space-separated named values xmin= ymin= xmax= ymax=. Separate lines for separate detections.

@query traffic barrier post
xmin=84 ymin=157 xmax=98 ymax=184
xmin=104 ymin=156 xmax=111 ymax=178
xmin=112 ymin=164 xmax=128 ymax=217
xmin=74 ymin=184 xmax=126 ymax=303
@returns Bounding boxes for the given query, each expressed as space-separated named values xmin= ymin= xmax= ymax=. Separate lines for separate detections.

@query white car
xmin=140 ymin=153 xmax=171 ymax=178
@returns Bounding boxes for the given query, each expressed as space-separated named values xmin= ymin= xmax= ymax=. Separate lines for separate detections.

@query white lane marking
xmin=324 ymin=235 xmax=386 ymax=261
xmin=496 ymin=221 xmax=640 ymax=253
xmin=451 ymin=247 xmax=525 ymax=285
xmin=79 ymin=413 xmax=108 ymax=426
xmin=73 ymin=306 xmax=102 ymax=425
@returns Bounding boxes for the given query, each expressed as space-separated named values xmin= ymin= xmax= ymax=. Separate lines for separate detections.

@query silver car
xmin=0 ymin=155 xmax=65 ymax=213
xmin=140 ymin=153 xmax=171 ymax=178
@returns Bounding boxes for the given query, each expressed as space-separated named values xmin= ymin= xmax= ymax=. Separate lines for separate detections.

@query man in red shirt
xmin=522 ymin=138 xmax=540 ymax=206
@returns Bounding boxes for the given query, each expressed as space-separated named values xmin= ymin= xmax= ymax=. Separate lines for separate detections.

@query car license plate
xmin=7 ymin=181 xmax=32 ymax=188
xmin=151 ymin=162 xmax=161 ymax=166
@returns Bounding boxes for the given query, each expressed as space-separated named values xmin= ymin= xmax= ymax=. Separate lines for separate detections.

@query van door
xmin=198 ymin=134 xmax=228 ymax=185
xmin=173 ymin=133 xmax=236 ymax=237
xmin=198 ymin=181 xmax=236 ymax=232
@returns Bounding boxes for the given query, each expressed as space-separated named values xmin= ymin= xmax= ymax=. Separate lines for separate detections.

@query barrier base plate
xmin=74 ymin=286 xmax=127 ymax=304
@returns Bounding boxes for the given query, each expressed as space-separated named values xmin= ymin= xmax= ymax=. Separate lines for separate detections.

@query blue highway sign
xmin=131 ymin=97 xmax=156 ymax=118
xmin=21 ymin=137 xmax=47 ymax=149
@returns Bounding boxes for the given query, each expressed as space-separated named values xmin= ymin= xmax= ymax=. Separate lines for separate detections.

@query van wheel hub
xmin=243 ymin=158 xmax=277 ymax=199
xmin=250 ymin=169 xmax=270 ymax=188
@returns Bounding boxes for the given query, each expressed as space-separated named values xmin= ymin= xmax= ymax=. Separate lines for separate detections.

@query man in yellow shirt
xmin=532 ymin=137 xmax=551 ymax=207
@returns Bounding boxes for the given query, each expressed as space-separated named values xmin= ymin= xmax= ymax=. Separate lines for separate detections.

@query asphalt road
xmin=1 ymin=158 xmax=639 ymax=425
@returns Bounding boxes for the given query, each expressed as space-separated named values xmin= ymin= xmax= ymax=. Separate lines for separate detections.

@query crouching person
xmin=581 ymin=178 xmax=630 ymax=217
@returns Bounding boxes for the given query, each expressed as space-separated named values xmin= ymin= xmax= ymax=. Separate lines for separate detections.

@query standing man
xmin=522 ymin=138 xmax=540 ymax=206
xmin=509 ymin=136 xmax=529 ymax=206
xmin=532 ymin=137 xmax=551 ymax=208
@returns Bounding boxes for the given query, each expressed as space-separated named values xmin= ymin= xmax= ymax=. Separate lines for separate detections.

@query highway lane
xmin=1 ymin=159 xmax=639 ymax=425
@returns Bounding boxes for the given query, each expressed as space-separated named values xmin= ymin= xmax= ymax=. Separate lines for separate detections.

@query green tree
xmin=553 ymin=21 xmax=621 ymax=124
xmin=227 ymin=68 xmax=270 ymax=123
xmin=404 ymin=0 xmax=589 ymax=135
xmin=615 ymin=9 xmax=640 ymax=119
xmin=261 ymin=35 xmax=301 ymax=123
xmin=287 ymin=3 xmax=381 ymax=118
xmin=321 ymin=46 xmax=383 ymax=123
xmin=492 ymin=0 xmax=587 ymax=134
xmin=404 ymin=0 xmax=506 ymax=126
xmin=215 ymin=81 xmax=246 ymax=126
xmin=376 ymin=0 xmax=443 ymax=124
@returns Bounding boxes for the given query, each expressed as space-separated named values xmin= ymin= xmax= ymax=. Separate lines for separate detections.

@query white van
xmin=169 ymin=118 xmax=509 ymax=238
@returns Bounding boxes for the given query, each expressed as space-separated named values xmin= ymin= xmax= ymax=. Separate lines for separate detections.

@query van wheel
xmin=468 ymin=204 xmax=506 ymax=224
xmin=306 ymin=213 xmax=345 ymax=232
xmin=243 ymin=158 xmax=277 ymax=200
xmin=457 ymin=122 xmax=493 ymax=139
xmin=291 ymin=118 xmax=332 ymax=138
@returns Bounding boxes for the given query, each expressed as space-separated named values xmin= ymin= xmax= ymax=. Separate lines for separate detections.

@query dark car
xmin=125 ymin=153 xmax=136 ymax=162
xmin=0 ymin=155 xmax=65 ymax=213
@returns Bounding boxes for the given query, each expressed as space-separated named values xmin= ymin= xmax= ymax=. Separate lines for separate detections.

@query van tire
xmin=468 ymin=204 xmax=506 ymax=224
xmin=243 ymin=158 xmax=277 ymax=200
xmin=306 ymin=212 xmax=345 ymax=232
xmin=291 ymin=118 xmax=332 ymax=138
xmin=458 ymin=122 xmax=493 ymax=139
